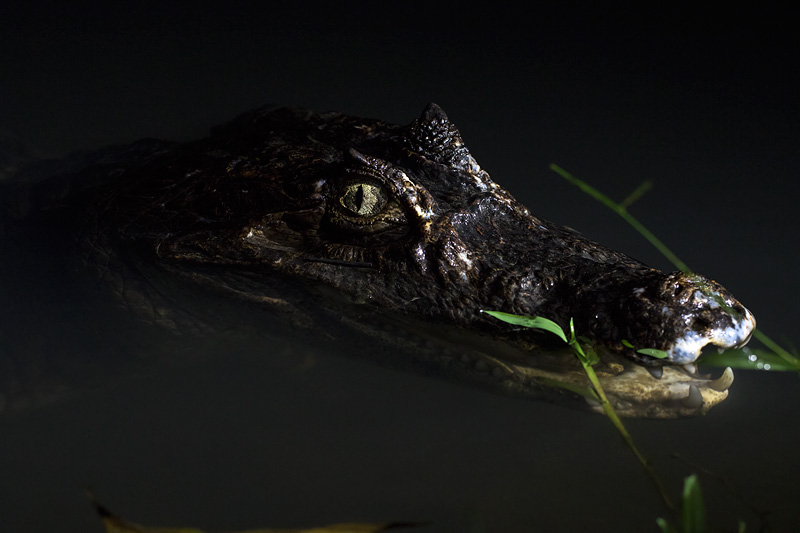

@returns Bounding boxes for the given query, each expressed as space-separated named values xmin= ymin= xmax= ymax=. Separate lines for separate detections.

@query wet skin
xmin=2 ymin=104 xmax=755 ymax=418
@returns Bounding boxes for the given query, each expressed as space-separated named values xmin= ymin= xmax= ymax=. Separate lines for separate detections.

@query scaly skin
xmin=3 ymin=104 xmax=755 ymax=417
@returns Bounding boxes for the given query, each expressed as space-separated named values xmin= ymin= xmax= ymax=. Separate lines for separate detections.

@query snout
xmin=657 ymin=272 xmax=756 ymax=364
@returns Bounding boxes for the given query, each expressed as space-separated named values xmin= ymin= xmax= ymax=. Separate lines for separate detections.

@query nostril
xmin=697 ymin=309 xmax=718 ymax=324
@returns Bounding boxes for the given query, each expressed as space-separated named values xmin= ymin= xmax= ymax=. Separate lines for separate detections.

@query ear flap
xmin=406 ymin=103 xmax=484 ymax=176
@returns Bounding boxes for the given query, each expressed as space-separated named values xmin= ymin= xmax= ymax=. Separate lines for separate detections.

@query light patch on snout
xmin=668 ymin=305 xmax=756 ymax=364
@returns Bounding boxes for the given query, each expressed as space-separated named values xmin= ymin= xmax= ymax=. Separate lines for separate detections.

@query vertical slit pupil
xmin=355 ymin=184 xmax=364 ymax=211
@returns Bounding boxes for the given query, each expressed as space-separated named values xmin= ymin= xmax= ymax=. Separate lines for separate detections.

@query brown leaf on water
xmin=90 ymin=493 xmax=425 ymax=533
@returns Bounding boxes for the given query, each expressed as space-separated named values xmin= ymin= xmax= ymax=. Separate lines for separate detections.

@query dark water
xmin=1 ymin=275 xmax=799 ymax=532
xmin=1 ymin=5 xmax=798 ymax=532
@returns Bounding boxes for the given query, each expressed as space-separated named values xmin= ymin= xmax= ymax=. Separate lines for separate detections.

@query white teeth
xmin=717 ymin=347 xmax=725 ymax=354
xmin=682 ymin=363 xmax=698 ymax=375
xmin=681 ymin=385 xmax=704 ymax=409
xmin=707 ymin=367 xmax=735 ymax=392
xmin=646 ymin=366 xmax=664 ymax=379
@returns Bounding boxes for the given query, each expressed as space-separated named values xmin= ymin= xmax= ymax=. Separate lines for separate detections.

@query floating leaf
xmin=91 ymin=496 xmax=421 ymax=533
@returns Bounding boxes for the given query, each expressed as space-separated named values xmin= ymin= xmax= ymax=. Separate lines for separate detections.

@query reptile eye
xmin=339 ymin=182 xmax=387 ymax=217
xmin=324 ymin=177 xmax=407 ymax=240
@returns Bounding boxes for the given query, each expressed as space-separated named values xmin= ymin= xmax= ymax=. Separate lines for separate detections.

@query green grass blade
xmin=537 ymin=376 xmax=599 ymax=402
xmin=620 ymin=180 xmax=653 ymax=209
xmin=655 ymin=517 xmax=677 ymax=533
xmin=681 ymin=474 xmax=706 ymax=533
xmin=698 ymin=348 xmax=798 ymax=372
xmin=752 ymin=329 xmax=800 ymax=371
xmin=549 ymin=163 xmax=691 ymax=273
xmin=550 ymin=163 xmax=800 ymax=374
xmin=480 ymin=311 xmax=568 ymax=343
xmin=636 ymin=348 xmax=669 ymax=359
xmin=484 ymin=309 xmax=675 ymax=511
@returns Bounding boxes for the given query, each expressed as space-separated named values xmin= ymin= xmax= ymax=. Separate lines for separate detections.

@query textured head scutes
xmin=407 ymin=103 xmax=485 ymax=177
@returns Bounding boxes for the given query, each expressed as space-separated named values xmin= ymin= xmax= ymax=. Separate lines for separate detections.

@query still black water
xmin=1 ymin=286 xmax=797 ymax=532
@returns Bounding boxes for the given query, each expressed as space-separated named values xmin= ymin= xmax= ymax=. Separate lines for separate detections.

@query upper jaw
xmin=616 ymin=271 xmax=757 ymax=366
xmin=666 ymin=305 xmax=756 ymax=364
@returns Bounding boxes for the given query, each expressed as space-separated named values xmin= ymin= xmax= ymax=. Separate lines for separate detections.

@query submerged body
xmin=1 ymin=104 xmax=754 ymax=417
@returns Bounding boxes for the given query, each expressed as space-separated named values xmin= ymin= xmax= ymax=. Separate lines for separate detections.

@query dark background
xmin=2 ymin=3 xmax=797 ymax=333
xmin=1 ymin=3 xmax=798 ymax=532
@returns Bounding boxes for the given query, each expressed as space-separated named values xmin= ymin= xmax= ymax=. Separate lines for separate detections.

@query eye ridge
xmin=340 ymin=182 xmax=387 ymax=217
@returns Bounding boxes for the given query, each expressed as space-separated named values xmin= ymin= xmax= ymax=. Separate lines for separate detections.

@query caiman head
xmin=103 ymin=104 xmax=755 ymax=418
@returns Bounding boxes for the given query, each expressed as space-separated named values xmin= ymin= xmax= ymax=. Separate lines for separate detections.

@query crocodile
xmin=0 ymin=104 xmax=755 ymax=418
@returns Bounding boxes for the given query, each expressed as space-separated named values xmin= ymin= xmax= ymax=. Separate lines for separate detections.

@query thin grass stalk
xmin=549 ymin=163 xmax=799 ymax=372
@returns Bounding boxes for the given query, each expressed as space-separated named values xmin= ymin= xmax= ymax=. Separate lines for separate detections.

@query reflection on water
xmin=1 ymin=184 xmax=799 ymax=533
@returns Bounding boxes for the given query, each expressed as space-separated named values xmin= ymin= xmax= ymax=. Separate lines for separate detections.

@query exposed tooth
xmin=646 ymin=366 xmax=664 ymax=379
xmin=707 ymin=367 xmax=735 ymax=392
xmin=682 ymin=363 xmax=698 ymax=375
xmin=681 ymin=385 xmax=703 ymax=409
xmin=717 ymin=347 xmax=725 ymax=354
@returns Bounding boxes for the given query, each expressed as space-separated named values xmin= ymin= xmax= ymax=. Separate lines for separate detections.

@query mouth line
xmin=644 ymin=359 xmax=734 ymax=391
